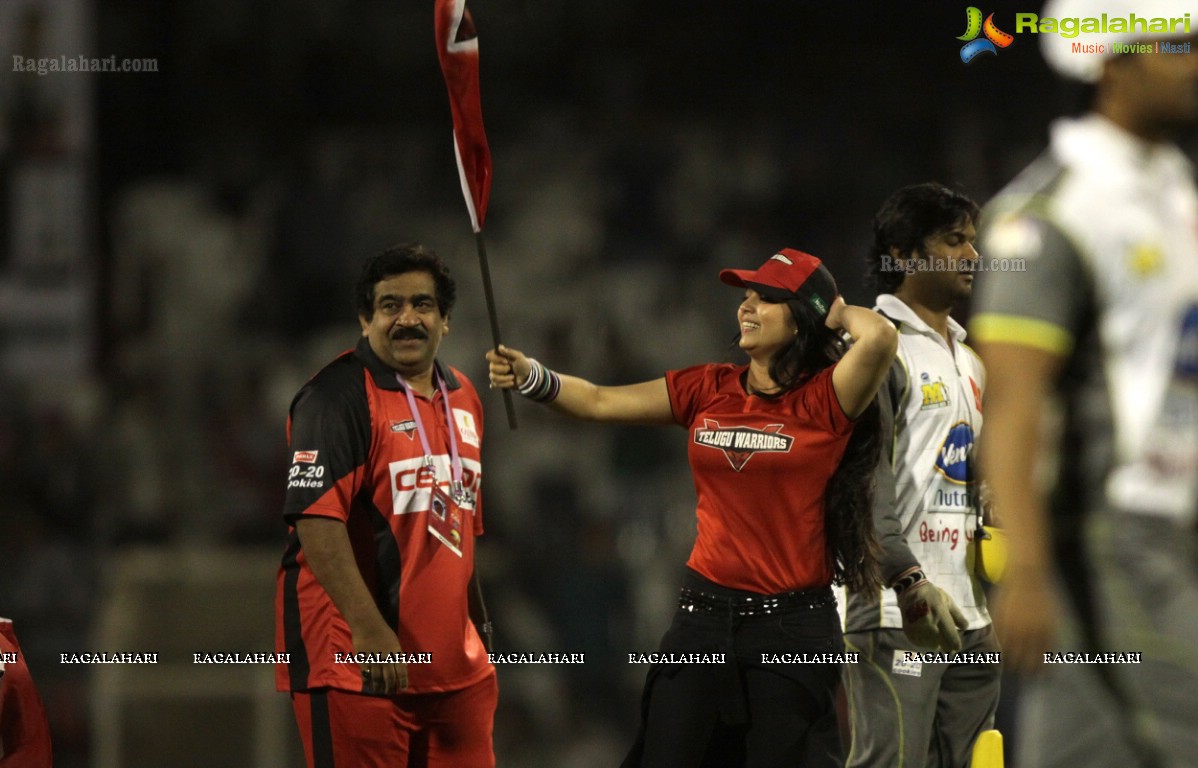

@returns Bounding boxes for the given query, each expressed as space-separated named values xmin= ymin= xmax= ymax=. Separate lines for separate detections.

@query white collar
xmin=875 ymin=294 xmax=967 ymax=344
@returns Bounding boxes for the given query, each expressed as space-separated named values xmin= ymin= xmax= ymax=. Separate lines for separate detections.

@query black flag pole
xmin=474 ymin=231 xmax=517 ymax=429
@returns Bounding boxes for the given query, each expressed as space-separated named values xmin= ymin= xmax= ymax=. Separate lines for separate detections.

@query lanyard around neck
xmin=395 ymin=371 xmax=463 ymax=494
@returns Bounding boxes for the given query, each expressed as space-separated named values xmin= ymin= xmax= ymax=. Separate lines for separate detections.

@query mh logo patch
xmin=920 ymin=375 xmax=949 ymax=410
xmin=694 ymin=419 xmax=794 ymax=471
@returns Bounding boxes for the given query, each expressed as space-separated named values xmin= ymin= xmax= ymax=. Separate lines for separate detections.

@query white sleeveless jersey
xmin=872 ymin=295 xmax=990 ymax=630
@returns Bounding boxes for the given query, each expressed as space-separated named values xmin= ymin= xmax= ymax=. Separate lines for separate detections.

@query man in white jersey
xmin=972 ymin=1 xmax=1198 ymax=765
xmin=843 ymin=182 xmax=998 ymax=768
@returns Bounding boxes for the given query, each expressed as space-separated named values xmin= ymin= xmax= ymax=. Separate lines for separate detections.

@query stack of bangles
xmin=517 ymin=359 xmax=561 ymax=402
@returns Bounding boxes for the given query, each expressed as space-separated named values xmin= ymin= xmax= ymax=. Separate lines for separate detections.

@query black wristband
xmin=892 ymin=569 xmax=927 ymax=595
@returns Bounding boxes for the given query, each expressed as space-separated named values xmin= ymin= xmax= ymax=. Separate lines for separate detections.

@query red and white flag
xmin=435 ymin=0 xmax=492 ymax=233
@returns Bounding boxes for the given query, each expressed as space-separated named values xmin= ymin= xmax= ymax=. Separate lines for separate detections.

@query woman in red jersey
xmin=487 ymin=248 xmax=897 ymax=767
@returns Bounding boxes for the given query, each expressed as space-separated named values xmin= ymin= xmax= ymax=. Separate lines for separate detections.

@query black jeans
xmin=622 ymin=569 xmax=845 ymax=768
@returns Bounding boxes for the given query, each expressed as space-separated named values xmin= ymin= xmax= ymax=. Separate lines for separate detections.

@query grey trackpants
xmin=842 ymin=626 xmax=1000 ymax=768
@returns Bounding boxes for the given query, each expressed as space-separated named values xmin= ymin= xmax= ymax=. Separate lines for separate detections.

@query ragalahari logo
xmin=958 ymin=7 xmax=1014 ymax=63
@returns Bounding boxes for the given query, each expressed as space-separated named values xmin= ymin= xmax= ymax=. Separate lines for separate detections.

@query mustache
xmin=391 ymin=327 xmax=428 ymax=340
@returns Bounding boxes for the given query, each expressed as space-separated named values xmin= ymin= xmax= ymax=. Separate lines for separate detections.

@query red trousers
xmin=291 ymin=672 xmax=497 ymax=768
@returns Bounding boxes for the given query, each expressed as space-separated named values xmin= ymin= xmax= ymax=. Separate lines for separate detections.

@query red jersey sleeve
xmin=0 ymin=619 xmax=53 ymax=768
xmin=666 ymin=364 xmax=721 ymax=426
xmin=282 ymin=354 xmax=372 ymax=525
xmin=797 ymin=364 xmax=854 ymax=436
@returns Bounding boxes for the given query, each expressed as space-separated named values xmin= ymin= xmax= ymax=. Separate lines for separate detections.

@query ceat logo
xmin=693 ymin=419 xmax=794 ymax=472
xmin=934 ymin=422 xmax=975 ymax=484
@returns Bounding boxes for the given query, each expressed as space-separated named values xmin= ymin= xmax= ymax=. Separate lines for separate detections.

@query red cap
xmin=719 ymin=248 xmax=838 ymax=319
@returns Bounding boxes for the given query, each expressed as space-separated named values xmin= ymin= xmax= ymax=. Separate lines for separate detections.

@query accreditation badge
xmin=892 ymin=650 xmax=923 ymax=677
xmin=427 ymin=483 xmax=464 ymax=557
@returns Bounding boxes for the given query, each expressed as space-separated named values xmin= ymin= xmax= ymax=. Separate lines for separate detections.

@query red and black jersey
xmin=0 ymin=618 xmax=53 ymax=767
xmin=275 ymin=338 xmax=490 ymax=694
xmin=667 ymin=363 xmax=854 ymax=594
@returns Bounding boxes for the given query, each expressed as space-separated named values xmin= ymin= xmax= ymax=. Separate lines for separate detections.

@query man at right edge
xmin=971 ymin=1 xmax=1198 ymax=765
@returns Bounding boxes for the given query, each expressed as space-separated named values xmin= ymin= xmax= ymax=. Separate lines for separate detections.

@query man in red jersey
xmin=275 ymin=243 xmax=495 ymax=768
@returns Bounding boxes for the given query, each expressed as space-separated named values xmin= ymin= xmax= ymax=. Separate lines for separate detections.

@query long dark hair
xmin=768 ymin=300 xmax=883 ymax=594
